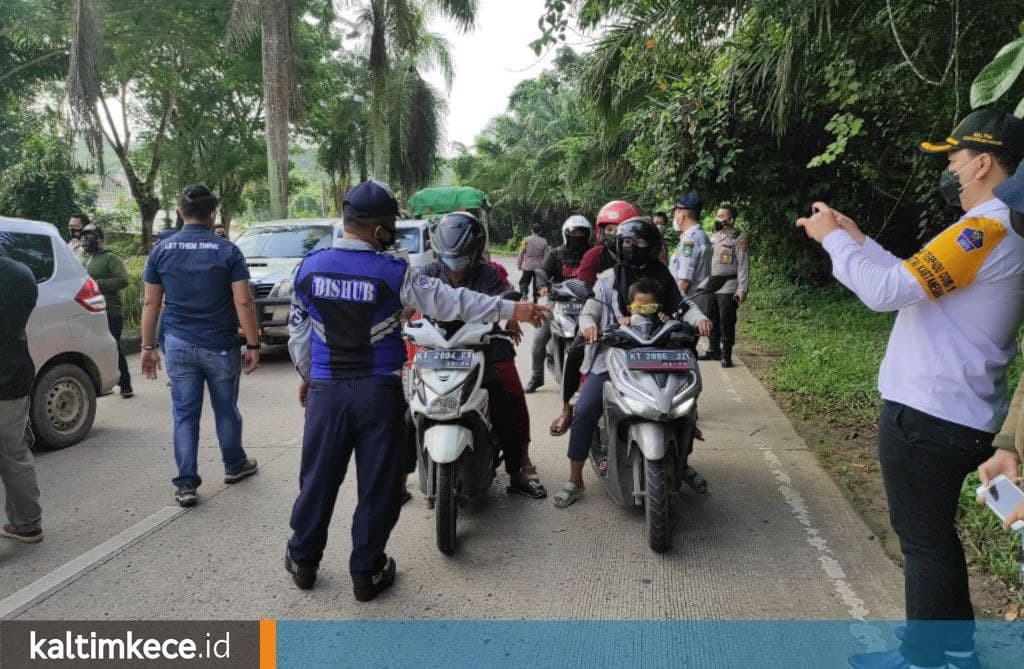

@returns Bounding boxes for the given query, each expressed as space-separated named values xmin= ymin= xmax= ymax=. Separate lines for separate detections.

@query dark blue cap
xmin=344 ymin=179 xmax=399 ymax=218
xmin=674 ymin=192 xmax=702 ymax=212
xmin=995 ymin=162 xmax=1024 ymax=214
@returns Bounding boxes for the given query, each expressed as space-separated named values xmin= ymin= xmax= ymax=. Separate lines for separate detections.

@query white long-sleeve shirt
xmin=821 ymin=198 xmax=1024 ymax=432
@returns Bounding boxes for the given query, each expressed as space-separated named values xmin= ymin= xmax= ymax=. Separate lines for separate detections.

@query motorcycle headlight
xmin=275 ymin=279 xmax=294 ymax=298
xmin=427 ymin=393 xmax=460 ymax=419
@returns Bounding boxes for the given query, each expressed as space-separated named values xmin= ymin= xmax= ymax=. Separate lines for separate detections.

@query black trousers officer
xmin=705 ymin=292 xmax=739 ymax=357
xmin=288 ymin=375 xmax=406 ymax=577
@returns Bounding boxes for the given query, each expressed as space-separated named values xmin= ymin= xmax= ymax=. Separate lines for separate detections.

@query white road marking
xmin=0 ymin=506 xmax=186 ymax=619
xmin=716 ymin=366 xmax=887 ymax=651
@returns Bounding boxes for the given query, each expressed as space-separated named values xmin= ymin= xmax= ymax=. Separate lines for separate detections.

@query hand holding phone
xmin=976 ymin=475 xmax=1024 ymax=532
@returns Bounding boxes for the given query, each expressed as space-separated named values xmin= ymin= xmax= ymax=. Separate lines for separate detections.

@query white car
xmin=0 ymin=217 xmax=119 ymax=449
xmin=395 ymin=219 xmax=437 ymax=269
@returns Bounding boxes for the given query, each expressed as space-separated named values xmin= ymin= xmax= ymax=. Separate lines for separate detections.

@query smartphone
xmin=976 ymin=475 xmax=1024 ymax=531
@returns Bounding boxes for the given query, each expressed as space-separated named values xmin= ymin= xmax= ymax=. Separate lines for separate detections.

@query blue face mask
xmin=442 ymin=256 xmax=472 ymax=272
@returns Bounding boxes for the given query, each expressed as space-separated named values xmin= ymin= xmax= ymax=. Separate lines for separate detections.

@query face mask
xmin=70 ymin=228 xmax=82 ymax=238
xmin=714 ymin=219 xmax=728 ymax=232
xmin=620 ymin=243 xmax=653 ymax=267
xmin=566 ymin=234 xmax=588 ymax=253
xmin=601 ymin=227 xmax=618 ymax=252
xmin=442 ymin=256 xmax=472 ymax=272
xmin=628 ymin=313 xmax=657 ymax=338
xmin=938 ymin=156 xmax=982 ymax=208
xmin=83 ymin=237 xmax=100 ymax=254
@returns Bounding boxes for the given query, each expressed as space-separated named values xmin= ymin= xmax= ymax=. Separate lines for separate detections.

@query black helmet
xmin=615 ymin=217 xmax=661 ymax=268
xmin=435 ymin=212 xmax=486 ymax=272
xmin=82 ymin=223 xmax=104 ymax=239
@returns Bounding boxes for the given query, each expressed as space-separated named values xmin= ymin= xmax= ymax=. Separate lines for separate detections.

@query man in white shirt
xmin=797 ymin=108 xmax=1024 ymax=669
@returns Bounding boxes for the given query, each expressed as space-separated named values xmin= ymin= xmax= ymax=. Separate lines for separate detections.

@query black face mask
xmin=938 ymin=169 xmax=964 ymax=208
xmin=83 ymin=237 xmax=101 ymax=254
xmin=566 ymin=235 xmax=588 ymax=253
xmin=70 ymin=228 xmax=82 ymax=238
xmin=714 ymin=219 xmax=728 ymax=232
xmin=620 ymin=244 xmax=653 ymax=268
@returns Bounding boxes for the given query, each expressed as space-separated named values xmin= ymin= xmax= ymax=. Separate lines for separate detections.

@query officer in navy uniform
xmin=284 ymin=180 xmax=547 ymax=601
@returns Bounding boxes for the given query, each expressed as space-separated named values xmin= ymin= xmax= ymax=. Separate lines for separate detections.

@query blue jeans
xmin=164 ymin=334 xmax=248 ymax=488
xmin=567 ymin=372 xmax=609 ymax=461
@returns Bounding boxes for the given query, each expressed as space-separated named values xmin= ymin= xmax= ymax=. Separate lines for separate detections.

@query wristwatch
xmin=246 ymin=344 xmax=260 ymax=350
xmin=142 ymin=344 xmax=157 ymax=351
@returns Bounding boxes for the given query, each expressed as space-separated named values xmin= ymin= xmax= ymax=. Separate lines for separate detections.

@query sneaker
xmin=353 ymin=557 xmax=397 ymax=602
xmin=893 ymin=628 xmax=979 ymax=669
xmin=524 ymin=378 xmax=544 ymax=393
xmin=284 ymin=548 xmax=317 ymax=590
xmin=1 ymin=524 xmax=43 ymax=544
xmin=224 ymin=458 xmax=259 ymax=484
xmin=174 ymin=485 xmax=198 ymax=507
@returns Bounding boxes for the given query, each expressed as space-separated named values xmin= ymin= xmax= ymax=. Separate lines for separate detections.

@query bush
xmin=121 ymin=256 xmax=146 ymax=333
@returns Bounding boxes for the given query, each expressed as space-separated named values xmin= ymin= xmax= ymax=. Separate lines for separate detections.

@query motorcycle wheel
xmin=436 ymin=462 xmax=458 ymax=555
xmin=644 ymin=457 xmax=670 ymax=553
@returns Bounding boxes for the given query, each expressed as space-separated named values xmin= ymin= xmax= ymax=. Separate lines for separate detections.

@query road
xmin=0 ymin=258 xmax=905 ymax=626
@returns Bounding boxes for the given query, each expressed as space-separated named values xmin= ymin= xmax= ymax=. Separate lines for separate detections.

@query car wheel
xmin=30 ymin=363 xmax=96 ymax=450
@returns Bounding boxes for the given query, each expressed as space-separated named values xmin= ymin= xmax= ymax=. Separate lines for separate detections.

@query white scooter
xmin=403 ymin=316 xmax=514 ymax=555
xmin=591 ymin=317 xmax=703 ymax=552
xmin=544 ymin=279 xmax=592 ymax=386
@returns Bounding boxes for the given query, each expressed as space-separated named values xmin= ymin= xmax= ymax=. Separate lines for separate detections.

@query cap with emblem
xmin=674 ymin=192 xmax=703 ymax=213
xmin=920 ymin=108 xmax=1024 ymax=156
xmin=343 ymin=179 xmax=399 ymax=218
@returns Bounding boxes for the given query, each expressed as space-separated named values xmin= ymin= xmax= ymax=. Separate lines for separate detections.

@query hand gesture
xmin=512 ymin=301 xmax=550 ymax=327
xmin=583 ymin=324 xmax=599 ymax=343
xmin=796 ymin=202 xmax=841 ymax=244
xmin=697 ymin=319 xmax=713 ymax=337
xmin=141 ymin=350 xmax=162 ymax=380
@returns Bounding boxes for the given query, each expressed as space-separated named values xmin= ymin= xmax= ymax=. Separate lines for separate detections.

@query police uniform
xmin=285 ymin=192 xmax=515 ymax=586
xmin=701 ymin=227 xmax=749 ymax=360
xmin=669 ymin=225 xmax=711 ymax=296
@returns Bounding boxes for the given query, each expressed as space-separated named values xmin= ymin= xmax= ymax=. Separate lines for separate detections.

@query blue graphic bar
xmin=276 ymin=621 xmax=1024 ymax=669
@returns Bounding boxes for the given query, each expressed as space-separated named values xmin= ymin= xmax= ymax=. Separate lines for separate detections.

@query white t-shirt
xmin=822 ymin=198 xmax=1024 ymax=432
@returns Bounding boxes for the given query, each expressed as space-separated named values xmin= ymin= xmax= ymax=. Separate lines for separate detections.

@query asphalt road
xmin=0 ymin=259 xmax=906 ymax=629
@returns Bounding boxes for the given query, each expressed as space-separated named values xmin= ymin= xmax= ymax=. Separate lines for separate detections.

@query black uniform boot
xmin=721 ymin=347 xmax=734 ymax=368
xmin=699 ymin=349 xmax=721 ymax=361
xmin=524 ymin=375 xmax=544 ymax=393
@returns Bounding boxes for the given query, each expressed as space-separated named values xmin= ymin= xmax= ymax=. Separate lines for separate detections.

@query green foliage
xmin=121 ymin=256 xmax=147 ymax=333
xmin=972 ymin=38 xmax=1024 ymax=110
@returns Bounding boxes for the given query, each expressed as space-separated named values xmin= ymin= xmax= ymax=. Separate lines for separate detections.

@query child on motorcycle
xmin=553 ymin=218 xmax=712 ymax=509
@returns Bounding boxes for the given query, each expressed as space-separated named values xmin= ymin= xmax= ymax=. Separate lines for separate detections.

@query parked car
xmin=395 ymin=219 xmax=436 ymax=269
xmin=0 ymin=217 xmax=119 ymax=449
xmin=235 ymin=219 xmax=341 ymax=345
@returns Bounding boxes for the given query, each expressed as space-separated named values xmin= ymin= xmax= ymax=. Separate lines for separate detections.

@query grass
xmin=739 ymin=274 xmax=1024 ymax=597
xmin=121 ymin=255 xmax=146 ymax=333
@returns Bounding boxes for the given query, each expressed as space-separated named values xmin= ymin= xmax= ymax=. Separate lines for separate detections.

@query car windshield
xmin=235 ymin=225 xmax=332 ymax=258
xmin=394 ymin=227 xmax=421 ymax=253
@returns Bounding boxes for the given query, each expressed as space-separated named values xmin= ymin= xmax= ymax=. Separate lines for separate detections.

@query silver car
xmin=395 ymin=219 xmax=437 ymax=270
xmin=0 ymin=217 xmax=119 ymax=449
xmin=235 ymin=219 xmax=341 ymax=344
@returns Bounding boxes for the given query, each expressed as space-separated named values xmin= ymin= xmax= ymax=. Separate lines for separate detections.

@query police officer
xmin=669 ymin=192 xmax=711 ymax=301
xmin=798 ymin=108 xmax=1024 ymax=669
xmin=284 ymin=180 xmax=546 ymax=601
xmin=700 ymin=203 xmax=749 ymax=368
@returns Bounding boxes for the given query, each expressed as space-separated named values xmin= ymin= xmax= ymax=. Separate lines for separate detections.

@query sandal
xmin=553 ymin=481 xmax=584 ymax=508
xmin=683 ymin=466 xmax=708 ymax=494
xmin=549 ymin=411 xmax=573 ymax=436
xmin=508 ymin=476 xmax=547 ymax=499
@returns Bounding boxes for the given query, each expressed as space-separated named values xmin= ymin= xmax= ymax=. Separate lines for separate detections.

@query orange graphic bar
xmin=260 ymin=619 xmax=277 ymax=669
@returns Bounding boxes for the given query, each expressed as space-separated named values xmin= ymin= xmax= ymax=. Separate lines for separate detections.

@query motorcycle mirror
xmin=501 ymin=290 xmax=522 ymax=301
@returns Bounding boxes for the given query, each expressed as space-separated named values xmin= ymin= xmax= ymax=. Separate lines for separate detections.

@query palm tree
xmin=351 ymin=0 xmax=476 ymax=184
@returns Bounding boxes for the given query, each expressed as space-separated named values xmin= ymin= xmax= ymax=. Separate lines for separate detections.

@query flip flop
xmin=549 ymin=412 xmax=573 ymax=436
xmin=553 ymin=481 xmax=584 ymax=508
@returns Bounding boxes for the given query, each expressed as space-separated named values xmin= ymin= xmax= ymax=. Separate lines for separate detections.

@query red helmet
xmin=595 ymin=200 xmax=644 ymax=241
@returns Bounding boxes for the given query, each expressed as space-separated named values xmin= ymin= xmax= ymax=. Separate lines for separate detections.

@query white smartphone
xmin=976 ymin=475 xmax=1024 ymax=532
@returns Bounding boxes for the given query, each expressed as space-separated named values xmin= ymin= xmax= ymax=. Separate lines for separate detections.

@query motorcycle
xmin=590 ymin=316 xmax=702 ymax=552
xmin=544 ymin=279 xmax=592 ymax=386
xmin=403 ymin=308 xmax=517 ymax=555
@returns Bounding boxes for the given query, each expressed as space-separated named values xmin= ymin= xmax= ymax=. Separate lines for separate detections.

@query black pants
xmin=106 ymin=313 xmax=132 ymax=390
xmin=288 ymin=376 xmax=406 ymax=576
xmin=518 ymin=270 xmax=537 ymax=302
xmin=561 ymin=343 xmax=585 ymax=404
xmin=878 ymin=401 xmax=994 ymax=666
xmin=530 ymin=320 xmax=551 ymax=383
xmin=483 ymin=376 xmax=523 ymax=475
xmin=705 ymin=292 xmax=739 ymax=351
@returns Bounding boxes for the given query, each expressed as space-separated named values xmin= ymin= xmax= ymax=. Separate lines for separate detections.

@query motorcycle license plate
xmin=417 ymin=349 xmax=473 ymax=369
xmin=626 ymin=350 xmax=692 ymax=371
xmin=560 ymin=302 xmax=583 ymax=316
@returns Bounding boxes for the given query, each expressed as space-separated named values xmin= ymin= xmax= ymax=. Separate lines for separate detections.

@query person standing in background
xmin=652 ymin=211 xmax=673 ymax=264
xmin=81 ymin=224 xmax=133 ymax=398
xmin=214 ymin=224 xmax=228 ymax=239
xmin=517 ymin=223 xmax=549 ymax=302
xmin=0 ymin=246 xmax=43 ymax=544
xmin=67 ymin=213 xmax=88 ymax=258
xmin=669 ymin=193 xmax=711 ymax=301
xmin=701 ymin=204 xmax=749 ymax=368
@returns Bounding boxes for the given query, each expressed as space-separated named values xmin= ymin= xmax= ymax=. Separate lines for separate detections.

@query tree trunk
xmin=139 ymin=202 xmax=159 ymax=253
xmin=262 ymin=0 xmax=291 ymax=220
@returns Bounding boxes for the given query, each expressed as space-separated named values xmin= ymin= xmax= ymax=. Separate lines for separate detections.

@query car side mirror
xmin=424 ymin=239 xmax=431 ymax=251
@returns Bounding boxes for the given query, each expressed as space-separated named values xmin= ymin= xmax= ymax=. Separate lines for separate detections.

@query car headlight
xmin=427 ymin=393 xmax=460 ymax=418
xmin=275 ymin=279 xmax=294 ymax=298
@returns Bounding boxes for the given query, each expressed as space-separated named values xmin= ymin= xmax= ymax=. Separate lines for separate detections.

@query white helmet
xmin=561 ymin=214 xmax=593 ymax=246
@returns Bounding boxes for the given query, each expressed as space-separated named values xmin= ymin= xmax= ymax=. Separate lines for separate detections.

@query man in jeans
xmin=81 ymin=224 xmax=133 ymax=398
xmin=140 ymin=185 xmax=261 ymax=507
xmin=0 ymin=247 xmax=43 ymax=543
xmin=797 ymin=108 xmax=1024 ymax=669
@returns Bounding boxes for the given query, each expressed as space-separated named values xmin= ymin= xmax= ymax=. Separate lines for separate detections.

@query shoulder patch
xmin=415 ymin=273 xmax=437 ymax=290
xmin=682 ymin=242 xmax=694 ymax=258
xmin=902 ymin=217 xmax=1006 ymax=299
